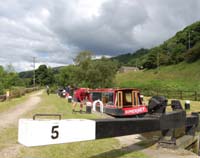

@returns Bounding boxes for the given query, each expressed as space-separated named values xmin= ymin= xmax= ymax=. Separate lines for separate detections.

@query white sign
xmin=18 ymin=119 xmax=96 ymax=147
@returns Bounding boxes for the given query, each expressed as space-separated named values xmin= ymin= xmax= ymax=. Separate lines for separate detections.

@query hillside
xmin=112 ymin=21 xmax=200 ymax=68
xmin=19 ymin=66 xmax=61 ymax=79
xmin=111 ymin=48 xmax=148 ymax=67
xmin=115 ymin=60 xmax=200 ymax=91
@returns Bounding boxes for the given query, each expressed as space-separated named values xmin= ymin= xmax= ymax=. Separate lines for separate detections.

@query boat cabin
xmin=89 ymin=88 xmax=148 ymax=117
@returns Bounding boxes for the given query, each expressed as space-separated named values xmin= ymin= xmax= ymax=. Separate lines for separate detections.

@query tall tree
xmin=36 ymin=65 xmax=54 ymax=86
xmin=73 ymin=51 xmax=93 ymax=65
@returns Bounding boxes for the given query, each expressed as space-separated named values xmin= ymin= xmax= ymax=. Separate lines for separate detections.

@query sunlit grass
xmin=18 ymin=93 xmax=149 ymax=158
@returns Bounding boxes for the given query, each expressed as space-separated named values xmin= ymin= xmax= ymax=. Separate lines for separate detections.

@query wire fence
xmin=141 ymin=89 xmax=200 ymax=101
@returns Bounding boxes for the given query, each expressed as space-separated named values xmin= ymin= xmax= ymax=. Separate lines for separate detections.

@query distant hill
xmin=111 ymin=48 xmax=148 ymax=68
xmin=112 ymin=21 xmax=200 ymax=69
xmin=19 ymin=66 xmax=62 ymax=79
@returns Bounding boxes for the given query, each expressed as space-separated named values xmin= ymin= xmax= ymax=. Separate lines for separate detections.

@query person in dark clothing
xmin=65 ymin=85 xmax=71 ymax=97
xmin=46 ymin=85 xmax=50 ymax=95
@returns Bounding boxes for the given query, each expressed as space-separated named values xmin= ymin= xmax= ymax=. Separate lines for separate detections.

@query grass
xmin=19 ymin=139 xmax=148 ymax=158
xmin=1 ymin=91 xmax=199 ymax=158
xmin=115 ymin=61 xmax=200 ymax=91
xmin=23 ymin=93 xmax=101 ymax=120
xmin=177 ymin=100 xmax=200 ymax=113
xmin=143 ymin=96 xmax=200 ymax=113
xmin=0 ymin=125 xmax=18 ymax=149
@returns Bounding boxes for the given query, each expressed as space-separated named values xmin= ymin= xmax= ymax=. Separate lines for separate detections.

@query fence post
xmin=194 ymin=91 xmax=197 ymax=101
xmin=180 ymin=91 xmax=183 ymax=100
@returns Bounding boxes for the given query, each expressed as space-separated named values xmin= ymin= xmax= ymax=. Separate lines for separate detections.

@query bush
xmin=185 ymin=43 xmax=200 ymax=62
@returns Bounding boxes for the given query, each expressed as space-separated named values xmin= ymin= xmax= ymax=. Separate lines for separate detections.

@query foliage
xmin=36 ymin=65 xmax=54 ymax=86
xmin=86 ymin=57 xmax=118 ymax=88
xmin=73 ymin=50 xmax=93 ymax=65
xmin=57 ymin=52 xmax=118 ymax=88
xmin=185 ymin=42 xmax=200 ymax=62
xmin=142 ymin=49 xmax=158 ymax=69
xmin=0 ymin=65 xmax=25 ymax=94
xmin=112 ymin=21 xmax=200 ymax=69
xmin=111 ymin=48 xmax=149 ymax=67
xmin=55 ymin=65 xmax=78 ymax=87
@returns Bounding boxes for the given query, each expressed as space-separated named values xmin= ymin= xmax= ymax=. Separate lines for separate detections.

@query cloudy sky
xmin=0 ymin=0 xmax=200 ymax=71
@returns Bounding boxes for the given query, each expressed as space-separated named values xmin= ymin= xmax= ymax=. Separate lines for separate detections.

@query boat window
xmin=123 ymin=91 xmax=132 ymax=107
xmin=102 ymin=93 xmax=114 ymax=105
xmin=137 ymin=93 xmax=142 ymax=105
xmin=91 ymin=92 xmax=102 ymax=101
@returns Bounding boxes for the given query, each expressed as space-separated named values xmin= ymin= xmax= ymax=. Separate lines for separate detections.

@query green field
xmin=0 ymin=92 xmax=148 ymax=158
xmin=115 ymin=61 xmax=200 ymax=91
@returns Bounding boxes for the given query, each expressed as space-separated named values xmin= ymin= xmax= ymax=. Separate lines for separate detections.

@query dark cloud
xmin=49 ymin=0 xmax=149 ymax=55
xmin=0 ymin=0 xmax=200 ymax=71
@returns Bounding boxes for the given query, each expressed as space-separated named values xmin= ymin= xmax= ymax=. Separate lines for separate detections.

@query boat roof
xmin=89 ymin=88 xmax=140 ymax=92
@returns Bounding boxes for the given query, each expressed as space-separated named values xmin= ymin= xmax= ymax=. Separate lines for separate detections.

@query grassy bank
xmin=115 ymin=61 xmax=200 ymax=91
xmin=0 ymin=92 xmax=147 ymax=158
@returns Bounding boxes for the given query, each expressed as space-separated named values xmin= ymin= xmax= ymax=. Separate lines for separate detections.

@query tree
xmin=185 ymin=42 xmax=200 ymax=62
xmin=56 ymin=52 xmax=118 ymax=88
xmin=73 ymin=51 xmax=93 ymax=65
xmin=55 ymin=65 xmax=78 ymax=86
xmin=0 ymin=66 xmax=5 ymax=94
xmin=76 ymin=55 xmax=118 ymax=88
xmin=143 ymin=51 xmax=157 ymax=69
xmin=36 ymin=65 xmax=54 ymax=86
xmin=86 ymin=58 xmax=118 ymax=88
xmin=5 ymin=64 xmax=15 ymax=73
xmin=4 ymin=64 xmax=25 ymax=88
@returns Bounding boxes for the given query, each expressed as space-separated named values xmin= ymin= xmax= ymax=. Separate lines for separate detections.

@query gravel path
xmin=0 ymin=90 xmax=43 ymax=158
xmin=0 ymin=91 xmax=42 ymax=130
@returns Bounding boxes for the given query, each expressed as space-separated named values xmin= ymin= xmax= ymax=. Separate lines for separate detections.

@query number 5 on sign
xmin=18 ymin=119 xmax=96 ymax=147
xmin=51 ymin=126 xmax=59 ymax=139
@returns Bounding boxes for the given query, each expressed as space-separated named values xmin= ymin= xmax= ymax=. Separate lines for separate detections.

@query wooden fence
xmin=141 ymin=89 xmax=200 ymax=101
xmin=0 ymin=95 xmax=6 ymax=102
xmin=0 ymin=87 xmax=39 ymax=102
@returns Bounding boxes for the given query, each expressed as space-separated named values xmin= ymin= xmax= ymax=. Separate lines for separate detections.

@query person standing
xmin=65 ymin=85 xmax=71 ymax=98
xmin=46 ymin=85 xmax=50 ymax=95
xmin=72 ymin=88 xmax=91 ymax=113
